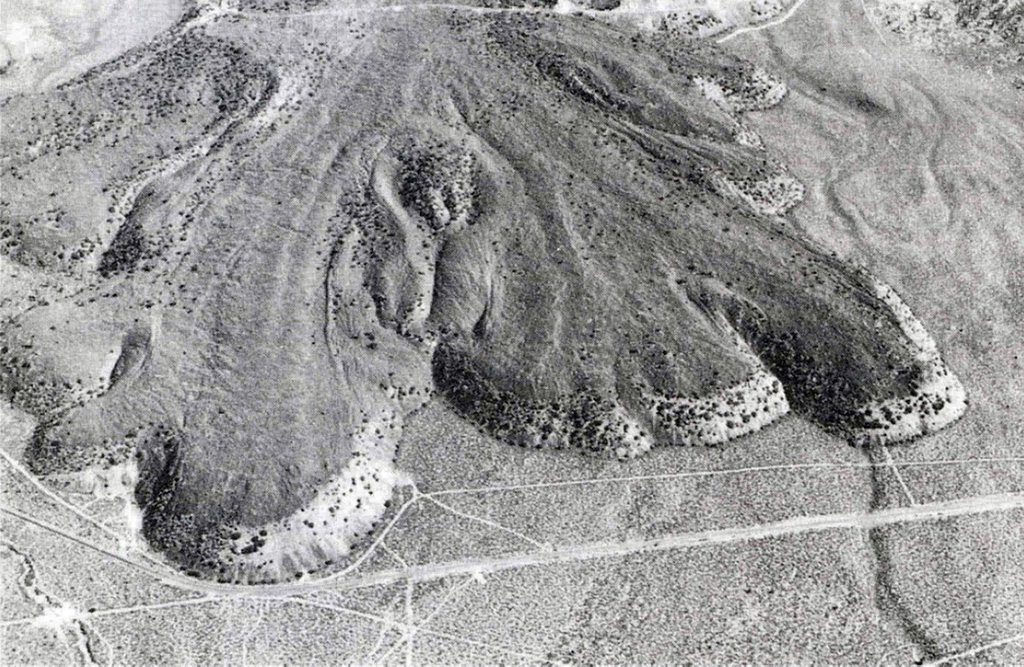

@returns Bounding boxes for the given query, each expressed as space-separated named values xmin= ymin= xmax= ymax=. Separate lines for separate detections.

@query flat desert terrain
xmin=1 ymin=0 xmax=1022 ymax=664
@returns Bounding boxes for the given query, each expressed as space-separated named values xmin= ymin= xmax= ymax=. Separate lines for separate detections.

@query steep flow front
xmin=0 ymin=6 xmax=965 ymax=582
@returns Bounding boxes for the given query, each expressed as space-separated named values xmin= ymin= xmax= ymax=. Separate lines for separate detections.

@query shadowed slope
xmin=0 ymin=8 xmax=964 ymax=582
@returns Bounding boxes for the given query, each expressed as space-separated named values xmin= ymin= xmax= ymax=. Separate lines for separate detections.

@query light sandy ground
xmin=2 ymin=0 xmax=1022 ymax=664
xmin=0 ymin=0 xmax=184 ymax=99
xmin=725 ymin=0 xmax=1024 ymax=660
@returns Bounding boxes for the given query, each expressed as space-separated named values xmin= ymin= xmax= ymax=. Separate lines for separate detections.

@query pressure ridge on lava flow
xmin=0 ymin=5 xmax=966 ymax=582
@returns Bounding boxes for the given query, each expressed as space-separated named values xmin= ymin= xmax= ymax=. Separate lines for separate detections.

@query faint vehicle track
xmin=5 ymin=450 xmax=1023 ymax=663
xmin=741 ymin=0 xmax=1024 ymax=659
xmin=715 ymin=0 xmax=809 ymax=42
xmin=3 ymin=487 xmax=1023 ymax=666
xmin=924 ymin=631 xmax=1024 ymax=666
xmin=0 ymin=448 xmax=173 ymax=574
xmin=307 ymin=491 xmax=1024 ymax=593
xmin=1 ymin=541 xmax=106 ymax=665
xmin=4 ymin=449 xmax=1024 ymax=598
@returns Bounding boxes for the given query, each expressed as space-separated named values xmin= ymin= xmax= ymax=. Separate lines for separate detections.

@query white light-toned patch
xmin=645 ymin=365 xmax=791 ymax=446
xmin=694 ymin=75 xmax=730 ymax=107
xmin=694 ymin=71 xmax=803 ymax=216
xmin=694 ymin=68 xmax=788 ymax=114
xmin=51 ymin=458 xmax=145 ymax=553
xmin=691 ymin=73 xmax=774 ymax=148
xmin=849 ymin=280 xmax=968 ymax=445
xmin=612 ymin=0 xmax=788 ymax=38
xmin=184 ymin=0 xmax=238 ymax=28
xmin=1 ymin=18 xmax=43 ymax=49
xmin=219 ymin=413 xmax=407 ymax=582
xmin=250 ymin=71 xmax=307 ymax=131
xmin=30 ymin=603 xmax=83 ymax=630
xmin=712 ymin=169 xmax=806 ymax=217
xmin=0 ymin=401 xmax=36 ymax=458
xmin=734 ymin=125 xmax=765 ymax=149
